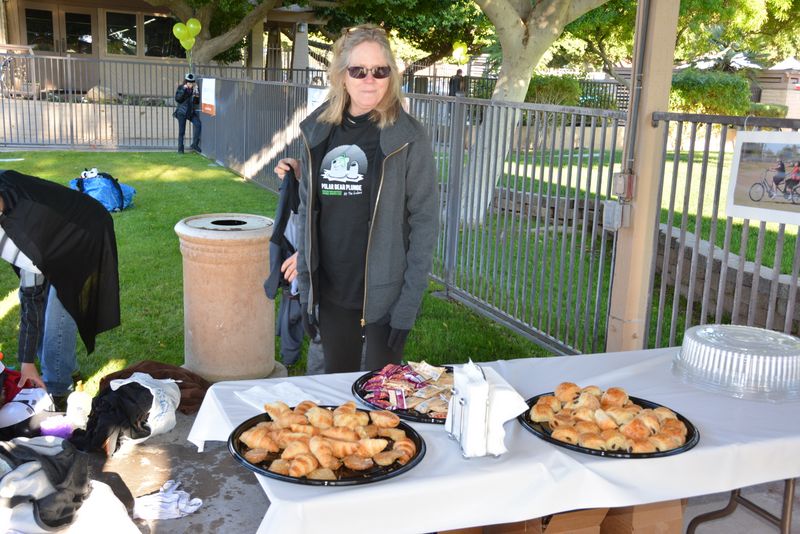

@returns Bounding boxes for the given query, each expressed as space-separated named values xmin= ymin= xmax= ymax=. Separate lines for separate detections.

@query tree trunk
xmin=463 ymin=0 xmax=609 ymax=224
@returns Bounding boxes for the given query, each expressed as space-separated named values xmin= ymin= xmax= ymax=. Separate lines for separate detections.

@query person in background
xmin=769 ymin=158 xmax=786 ymax=198
xmin=274 ymin=24 xmax=438 ymax=374
xmin=448 ymin=68 xmax=465 ymax=97
xmin=174 ymin=73 xmax=201 ymax=154
xmin=0 ymin=169 xmax=121 ymax=407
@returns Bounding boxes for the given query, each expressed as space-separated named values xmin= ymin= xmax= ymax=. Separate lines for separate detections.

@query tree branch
xmin=200 ymin=0 xmax=280 ymax=58
xmin=143 ymin=0 xmax=193 ymax=22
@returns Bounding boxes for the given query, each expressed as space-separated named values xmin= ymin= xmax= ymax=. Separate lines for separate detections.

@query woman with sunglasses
xmin=274 ymin=24 xmax=438 ymax=373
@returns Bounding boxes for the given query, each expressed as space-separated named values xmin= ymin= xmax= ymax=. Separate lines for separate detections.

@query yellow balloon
xmin=180 ymin=37 xmax=196 ymax=50
xmin=173 ymin=23 xmax=188 ymax=40
xmin=186 ymin=18 xmax=202 ymax=38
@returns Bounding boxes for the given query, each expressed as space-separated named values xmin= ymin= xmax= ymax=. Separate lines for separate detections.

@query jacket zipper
xmin=301 ymin=131 xmax=314 ymax=317
xmin=361 ymin=142 xmax=410 ymax=336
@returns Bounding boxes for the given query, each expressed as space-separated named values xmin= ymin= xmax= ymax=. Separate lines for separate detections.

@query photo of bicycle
xmin=748 ymin=158 xmax=800 ymax=205
xmin=727 ymin=131 xmax=800 ymax=226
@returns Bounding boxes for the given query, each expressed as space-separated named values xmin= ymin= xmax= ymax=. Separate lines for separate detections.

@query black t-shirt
xmin=316 ymin=111 xmax=381 ymax=309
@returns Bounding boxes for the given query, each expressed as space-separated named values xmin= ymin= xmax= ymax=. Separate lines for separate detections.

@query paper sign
xmin=201 ymin=78 xmax=216 ymax=116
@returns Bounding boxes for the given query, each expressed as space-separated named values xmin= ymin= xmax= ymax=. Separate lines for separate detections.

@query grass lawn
xmin=0 ymin=150 xmax=549 ymax=396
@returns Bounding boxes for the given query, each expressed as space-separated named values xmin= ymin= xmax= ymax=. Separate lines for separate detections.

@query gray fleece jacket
xmin=296 ymin=102 xmax=438 ymax=330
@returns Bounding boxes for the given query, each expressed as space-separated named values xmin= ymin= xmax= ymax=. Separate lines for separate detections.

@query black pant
xmin=317 ymin=300 xmax=402 ymax=373
xmin=177 ymin=114 xmax=201 ymax=150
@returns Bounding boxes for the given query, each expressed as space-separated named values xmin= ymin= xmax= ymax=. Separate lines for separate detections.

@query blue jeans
xmin=39 ymin=286 xmax=78 ymax=395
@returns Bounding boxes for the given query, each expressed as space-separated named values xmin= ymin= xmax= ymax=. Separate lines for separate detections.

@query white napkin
xmin=484 ymin=367 xmax=529 ymax=456
xmin=445 ymin=362 xmax=527 ymax=457
xmin=234 ymin=382 xmax=320 ymax=411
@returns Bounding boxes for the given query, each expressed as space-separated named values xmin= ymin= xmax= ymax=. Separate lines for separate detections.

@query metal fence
xmin=0 ymin=54 xmax=324 ymax=148
xmin=647 ymin=112 xmax=800 ymax=346
xmin=199 ymin=78 xmax=627 ymax=354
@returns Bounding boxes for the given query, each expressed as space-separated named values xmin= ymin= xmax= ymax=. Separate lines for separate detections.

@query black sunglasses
xmin=347 ymin=66 xmax=391 ymax=79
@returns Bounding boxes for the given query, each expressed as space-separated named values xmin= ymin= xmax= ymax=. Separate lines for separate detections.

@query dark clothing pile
xmin=98 ymin=361 xmax=210 ymax=415
xmin=0 ymin=170 xmax=120 ymax=353
xmin=70 ymin=382 xmax=153 ymax=456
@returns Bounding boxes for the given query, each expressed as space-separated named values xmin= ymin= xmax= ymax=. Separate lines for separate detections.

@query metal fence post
xmin=443 ymin=98 xmax=466 ymax=294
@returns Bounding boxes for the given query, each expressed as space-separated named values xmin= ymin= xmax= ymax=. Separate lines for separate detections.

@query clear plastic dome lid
xmin=673 ymin=324 xmax=800 ymax=402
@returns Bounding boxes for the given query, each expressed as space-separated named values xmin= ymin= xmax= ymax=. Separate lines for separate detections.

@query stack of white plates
xmin=673 ymin=324 xmax=800 ymax=402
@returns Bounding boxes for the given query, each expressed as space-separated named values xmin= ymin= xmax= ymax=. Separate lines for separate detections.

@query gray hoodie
xmin=296 ymin=103 xmax=439 ymax=330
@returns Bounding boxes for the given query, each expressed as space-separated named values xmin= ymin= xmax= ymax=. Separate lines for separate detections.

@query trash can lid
xmin=174 ymin=213 xmax=273 ymax=240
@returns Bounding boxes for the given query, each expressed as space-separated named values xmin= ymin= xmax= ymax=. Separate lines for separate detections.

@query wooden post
xmin=606 ymin=0 xmax=680 ymax=351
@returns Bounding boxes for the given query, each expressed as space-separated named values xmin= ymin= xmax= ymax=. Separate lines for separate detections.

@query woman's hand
xmin=274 ymin=158 xmax=300 ymax=180
xmin=281 ymin=252 xmax=299 ymax=283
xmin=19 ymin=362 xmax=46 ymax=389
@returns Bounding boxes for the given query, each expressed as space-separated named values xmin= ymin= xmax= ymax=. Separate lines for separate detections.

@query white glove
xmin=133 ymin=480 xmax=202 ymax=520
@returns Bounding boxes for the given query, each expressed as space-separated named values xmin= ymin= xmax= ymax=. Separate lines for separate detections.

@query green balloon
xmin=180 ymin=37 xmax=196 ymax=50
xmin=173 ymin=23 xmax=188 ymax=40
xmin=186 ymin=18 xmax=202 ymax=38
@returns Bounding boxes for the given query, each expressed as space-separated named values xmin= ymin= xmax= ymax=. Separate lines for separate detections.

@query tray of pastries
xmin=517 ymin=382 xmax=699 ymax=458
xmin=352 ymin=361 xmax=453 ymax=424
xmin=228 ymin=400 xmax=425 ymax=486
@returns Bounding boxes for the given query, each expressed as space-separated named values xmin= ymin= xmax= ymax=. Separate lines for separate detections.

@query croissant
xmin=306 ymin=407 xmax=334 ymax=429
xmin=289 ymin=453 xmax=319 ymax=477
xmin=293 ymin=400 xmax=318 ymax=415
xmin=333 ymin=401 xmax=357 ymax=416
xmin=309 ymin=437 xmax=342 ymax=470
xmin=581 ymin=385 xmax=603 ymax=397
xmin=327 ymin=438 xmax=361 ymax=458
xmin=377 ymin=427 xmax=407 ymax=442
xmin=240 ymin=426 xmax=280 ymax=452
xmin=392 ymin=437 xmax=417 ymax=464
xmin=333 ymin=411 xmax=370 ymax=429
xmin=268 ymin=458 xmax=291 ymax=475
xmin=373 ymin=449 xmax=405 ymax=466
xmin=321 ymin=427 xmax=360 ymax=442
xmin=356 ymin=424 xmax=379 ymax=439
xmin=343 ymin=454 xmax=374 ymax=471
xmin=274 ymin=413 xmax=309 ymax=429
xmin=244 ymin=448 xmax=271 ymax=464
xmin=289 ymin=423 xmax=320 ymax=436
xmin=281 ymin=440 xmax=311 ymax=460
xmin=369 ymin=410 xmax=401 ymax=428
xmin=271 ymin=431 xmax=311 ymax=449
xmin=307 ymin=468 xmax=337 ymax=481
xmin=357 ymin=438 xmax=388 ymax=458
xmin=264 ymin=401 xmax=291 ymax=419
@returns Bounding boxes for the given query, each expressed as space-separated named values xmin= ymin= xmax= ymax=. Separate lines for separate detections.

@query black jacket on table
xmin=0 ymin=169 xmax=120 ymax=353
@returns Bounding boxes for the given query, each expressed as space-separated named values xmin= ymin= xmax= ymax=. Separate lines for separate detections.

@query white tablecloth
xmin=188 ymin=348 xmax=800 ymax=534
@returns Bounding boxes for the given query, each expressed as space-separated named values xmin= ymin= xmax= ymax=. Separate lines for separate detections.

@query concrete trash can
xmin=174 ymin=213 xmax=275 ymax=382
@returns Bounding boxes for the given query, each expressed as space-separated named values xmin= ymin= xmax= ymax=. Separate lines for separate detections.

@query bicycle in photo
xmin=748 ymin=169 xmax=800 ymax=205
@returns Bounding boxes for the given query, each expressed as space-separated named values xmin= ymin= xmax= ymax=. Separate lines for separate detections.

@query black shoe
xmin=190 ymin=144 xmax=201 ymax=152
xmin=178 ymin=147 xmax=184 ymax=154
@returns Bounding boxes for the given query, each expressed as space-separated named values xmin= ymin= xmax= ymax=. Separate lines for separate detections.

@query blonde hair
xmin=318 ymin=25 xmax=402 ymax=128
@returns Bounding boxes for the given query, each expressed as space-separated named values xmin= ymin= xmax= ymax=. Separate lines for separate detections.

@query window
xmin=106 ymin=12 xmax=137 ymax=55
xmin=65 ymin=13 xmax=92 ymax=55
xmin=144 ymin=16 xmax=185 ymax=58
xmin=25 ymin=9 xmax=55 ymax=52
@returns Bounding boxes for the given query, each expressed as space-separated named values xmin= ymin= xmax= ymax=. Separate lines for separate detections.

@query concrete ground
xmin=93 ymin=411 xmax=799 ymax=533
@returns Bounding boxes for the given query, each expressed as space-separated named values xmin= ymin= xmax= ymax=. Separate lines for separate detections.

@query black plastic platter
xmin=351 ymin=366 xmax=453 ymax=424
xmin=517 ymin=393 xmax=700 ymax=459
xmin=228 ymin=406 xmax=426 ymax=486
